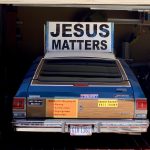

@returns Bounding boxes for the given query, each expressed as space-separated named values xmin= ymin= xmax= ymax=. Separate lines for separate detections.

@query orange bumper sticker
xmin=46 ymin=99 xmax=78 ymax=118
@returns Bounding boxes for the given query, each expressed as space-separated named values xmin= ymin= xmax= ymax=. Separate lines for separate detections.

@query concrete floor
xmin=1 ymin=131 xmax=150 ymax=150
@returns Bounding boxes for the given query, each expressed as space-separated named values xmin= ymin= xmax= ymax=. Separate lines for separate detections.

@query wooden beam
xmin=0 ymin=0 xmax=150 ymax=5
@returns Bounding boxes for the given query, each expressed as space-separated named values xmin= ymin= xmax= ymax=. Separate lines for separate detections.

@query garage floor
xmin=1 ymin=132 xmax=150 ymax=149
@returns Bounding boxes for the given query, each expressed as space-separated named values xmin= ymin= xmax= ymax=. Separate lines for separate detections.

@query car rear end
xmin=12 ymin=55 xmax=149 ymax=135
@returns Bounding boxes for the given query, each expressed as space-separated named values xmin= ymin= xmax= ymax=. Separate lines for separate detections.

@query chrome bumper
xmin=13 ymin=119 xmax=149 ymax=134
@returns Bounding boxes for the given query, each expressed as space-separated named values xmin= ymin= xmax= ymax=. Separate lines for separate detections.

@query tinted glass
xmin=37 ymin=59 xmax=123 ymax=82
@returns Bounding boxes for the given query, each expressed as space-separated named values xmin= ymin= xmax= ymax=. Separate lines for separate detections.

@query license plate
xmin=70 ymin=125 xmax=92 ymax=136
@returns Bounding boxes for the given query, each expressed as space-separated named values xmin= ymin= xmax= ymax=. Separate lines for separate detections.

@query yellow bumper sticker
xmin=98 ymin=99 xmax=118 ymax=107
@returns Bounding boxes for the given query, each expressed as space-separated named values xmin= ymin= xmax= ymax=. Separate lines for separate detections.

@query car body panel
xmin=120 ymin=59 xmax=145 ymax=98
xmin=13 ymin=55 xmax=149 ymax=134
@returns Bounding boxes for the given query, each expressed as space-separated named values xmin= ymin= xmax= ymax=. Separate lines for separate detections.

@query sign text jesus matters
xmin=45 ymin=22 xmax=114 ymax=52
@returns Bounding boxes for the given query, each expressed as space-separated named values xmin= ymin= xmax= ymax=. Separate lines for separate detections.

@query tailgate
xmin=27 ymin=84 xmax=135 ymax=119
xmin=26 ymin=58 xmax=135 ymax=119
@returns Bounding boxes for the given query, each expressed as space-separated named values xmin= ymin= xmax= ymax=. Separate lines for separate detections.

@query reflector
xmin=136 ymin=99 xmax=147 ymax=110
xmin=74 ymin=83 xmax=89 ymax=87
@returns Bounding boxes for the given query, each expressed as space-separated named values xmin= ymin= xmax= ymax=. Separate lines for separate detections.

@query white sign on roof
xmin=45 ymin=22 xmax=114 ymax=53
xmin=44 ymin=51 xmax=116 ymax=60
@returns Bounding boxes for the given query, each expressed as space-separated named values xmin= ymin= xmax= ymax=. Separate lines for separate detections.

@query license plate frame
xmin=70 ymin=125 xmax=92 ymax=136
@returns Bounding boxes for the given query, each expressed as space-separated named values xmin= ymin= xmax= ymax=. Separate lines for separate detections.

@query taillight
xmin=74 ymin=83 xmax=89 ymax=87
xmin=136 ymin=99 xmax=147 ymax=110
xmin=13 ymin=97 xmax=25 ymax=109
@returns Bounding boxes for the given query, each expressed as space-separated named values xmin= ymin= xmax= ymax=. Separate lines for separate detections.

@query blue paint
xmin=15 ymin=57 xmax=145 ymax=101
xmin=27 ymin=85 xmax=134 ymax=99
xmin=16 ymin=57 xmax=41 ymax=97
xmin=119 ymin=59 xmax=145 ymax=98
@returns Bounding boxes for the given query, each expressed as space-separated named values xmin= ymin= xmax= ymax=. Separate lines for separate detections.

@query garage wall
xmin=0 ymin=5 xmax=3 ymax=97
xmin=16 ymin=7 xmax=140 ymax=58
xmin=16 ymin=7 xmax=85 ymax=58
xmin=0 ymin=6 xmax=2 ymax=50
xmin=114 ymin=24 xmax=136 ymax=57
xmin=130 ymin=29 xmax=150 ymax=62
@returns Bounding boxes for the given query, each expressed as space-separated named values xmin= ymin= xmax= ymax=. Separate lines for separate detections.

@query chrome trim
xmin=13 ymin=119 xmax=149 ymax=134
xmin=31 ymin=58 xmax=43 ymax=85
xmin=30 ymin=84 xmax=131 ymax=87
xmin=117 ymin=59 xmax=129 ymax=83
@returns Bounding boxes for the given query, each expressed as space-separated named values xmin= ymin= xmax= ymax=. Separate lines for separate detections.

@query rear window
xmin=36 ymin=59 xmax=123 ymax=83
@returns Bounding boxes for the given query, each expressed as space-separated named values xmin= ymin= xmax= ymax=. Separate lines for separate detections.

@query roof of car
xmin=44 ymin=51 xmax=116 ymax=60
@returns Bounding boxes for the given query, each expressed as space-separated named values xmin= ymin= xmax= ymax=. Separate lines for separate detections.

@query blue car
xmin=12 ymin=51 xmax=149 ymax=135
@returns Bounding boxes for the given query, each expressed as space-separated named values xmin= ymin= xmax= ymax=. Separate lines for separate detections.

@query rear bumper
xmin=12 ymin=119 xmax=149 ymax=134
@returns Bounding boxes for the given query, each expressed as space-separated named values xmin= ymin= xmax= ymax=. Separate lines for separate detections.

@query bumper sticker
xmin=98 ymin=99 xmax=118 ymax=108
xmin=46 ymin=99 xmax=78 ymax=118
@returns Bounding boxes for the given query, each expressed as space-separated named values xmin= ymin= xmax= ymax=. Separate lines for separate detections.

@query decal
xmin=116 ymin=88 xmax=127 ymax=92
xmin=28 ymin=99 xmax=43 ymax=106
xmin=29 ymin=95 xmax=41 ymax=98
xmin=80 ymin=94 xmax=99 ymax=99
xmin=98 ymin=99 xmax=118 ymax=107
xmin=46 ymin=22 xmax=114 ymax=52
xmin=46 ymin=99 xmax=78 ymax=118
xmin=114 ymin=94 xmax=131 ymax=98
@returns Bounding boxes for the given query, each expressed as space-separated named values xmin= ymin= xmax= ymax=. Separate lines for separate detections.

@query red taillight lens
xmin=74 ymin=83 xmax=89 ymax=87
xmin=136 ymin=99 xmax=147 ymax=110
xmin=13 ymin=97 xmax=25 ymax=109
